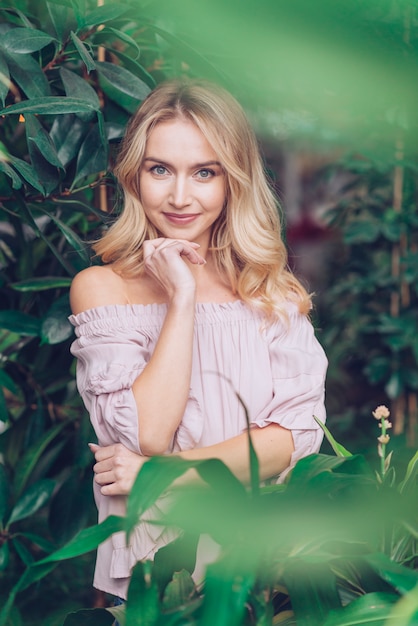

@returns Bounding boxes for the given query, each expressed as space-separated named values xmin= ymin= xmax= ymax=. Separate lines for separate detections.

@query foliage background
xmin=0 ymin=0 xmax=417 ymax=624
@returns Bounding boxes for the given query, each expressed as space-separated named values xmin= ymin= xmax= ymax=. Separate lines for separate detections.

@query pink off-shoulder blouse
xmin=69 ymin=300 xmax=328 ymax=598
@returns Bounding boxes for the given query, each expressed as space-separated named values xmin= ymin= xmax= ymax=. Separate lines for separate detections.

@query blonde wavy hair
xmin=94 ymin=79 xmax=311 ymax=318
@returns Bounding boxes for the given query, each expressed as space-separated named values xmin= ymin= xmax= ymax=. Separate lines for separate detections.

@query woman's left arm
xmin=90 ymin=423 xmax=294 ymax=496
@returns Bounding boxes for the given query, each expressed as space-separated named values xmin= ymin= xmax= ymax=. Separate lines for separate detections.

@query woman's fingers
xmin=143 ymin=238 xmax=206 ymax=266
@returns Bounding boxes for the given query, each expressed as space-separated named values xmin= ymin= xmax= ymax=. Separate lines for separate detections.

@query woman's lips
xmin=163 ymin=213 xmax=200 ymax=225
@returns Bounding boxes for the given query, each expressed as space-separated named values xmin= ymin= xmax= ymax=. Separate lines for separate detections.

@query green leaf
xmin=322 ymin=592 xmax=401 ymax=626
xmin=0 ymin=161 xmax=21 ymax=189
xmin=3 ymin=50 xmax=50 ymax=98
xmin=25 ymin=114 xmax=64 ymax=169
xmin=13 ymin=421 xmax=67 ymax=498
xmin=10 ymin=276 xmax=72 ymax=291
xmin=63 ymin=608 xmax=115 ymax=626
xmin=0 ymin=464 xmax=10 ymax=525
xmin=0 ymin=542 xmax=9 ymax=571
xmin=72 ymin=121 xmax=108 ymax=186
xmin=70 ymin=31 xmax=96 ymax=73
xmin=343 ymin=220 xmax=381 ymax=244
xmin=9 ymin=156 xmax=45 ymax=193
xmin=2 ymin=27 xmax=56 ymax=54
xmin=47 ymin=1 xmax=76 ymax=43
xmin=398 ymin=451 xmax=418 ymax=495
xmin=0 ymin=311 xmax=41 ymax=336
xmin=314 ymin=416 xmax=352 ymax=457
xmin=365 ymin=553 xmax=418 ymax=594
xmin=37 ymin=208 xmax=90 ymax=266
xmin=41 ymin=293 xmax=73 ymax=345
xmin=162 ymin=569 xmax=196 ymax=610
xmin=60 ymin=67 xmax=100 ymax=121
xmin=8 ymin=479 xmax=56 ymax=526
xmin=84 ymin=4 xmax=130 ymax=27
xmin=0 ymin=388 xmax=7 ymax=423
xmin=0 ymin=369 xmax=17 ymax=395
xmin=0 ymin=51 xmax=10 ymax=106
xmin=126 ymin=561 xmax=159 ymax=626
xmin=49 ymin=114 xmax=88 ymax=167
xmin=0 ymin=97 xmax=98 ymax=117
xmin=12 ymin=538 xmax=34 ymax=566
xmin=96 ymin=60 xmax=151 ymax=102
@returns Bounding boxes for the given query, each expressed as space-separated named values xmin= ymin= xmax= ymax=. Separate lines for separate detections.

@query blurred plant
xmin=0 ymin=416 xmax=415 ymax=626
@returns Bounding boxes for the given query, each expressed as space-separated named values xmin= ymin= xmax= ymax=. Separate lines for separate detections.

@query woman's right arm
xmin=70 ymin=238 xmax=206 ymax=456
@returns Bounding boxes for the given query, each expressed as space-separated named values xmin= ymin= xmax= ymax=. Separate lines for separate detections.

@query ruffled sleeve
xmin=253 ymin=306 xmax=328 ymax=471
xmin=69 ymin=306 xmax=151 ymax=453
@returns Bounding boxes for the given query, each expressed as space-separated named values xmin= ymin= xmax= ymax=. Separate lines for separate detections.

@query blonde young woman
xmin=69 ymin=79 xmax=328 ymax=601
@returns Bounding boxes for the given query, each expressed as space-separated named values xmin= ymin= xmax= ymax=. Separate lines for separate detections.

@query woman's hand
xmin=89 ymin=443 xmax=149 ymax=496
xmin=143 ymin=238 xmax=205 ymax=300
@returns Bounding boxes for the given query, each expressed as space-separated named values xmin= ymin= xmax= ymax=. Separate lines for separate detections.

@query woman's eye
xmin=151 ymin=165 xmax=167 ymax=175
xmin=197 ymin=169 xmax=214 ymax=179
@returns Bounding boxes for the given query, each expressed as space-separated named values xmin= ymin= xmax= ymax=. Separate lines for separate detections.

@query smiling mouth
xmin=163 ymin=213 xmax=200 ymax=224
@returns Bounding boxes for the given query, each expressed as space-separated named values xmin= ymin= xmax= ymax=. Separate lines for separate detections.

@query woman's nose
xmin=168 ymin=176 xmax=192 ymax=208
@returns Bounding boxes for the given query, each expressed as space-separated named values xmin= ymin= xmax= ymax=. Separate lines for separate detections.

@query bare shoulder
xmin=70 ymin=265 xmax=128 ymax=315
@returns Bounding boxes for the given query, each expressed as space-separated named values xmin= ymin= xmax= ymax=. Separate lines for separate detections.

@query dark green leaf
xmin=322 ymin=592 xmax=401 ymax=626
xmin=72 ymin=121 xmax=108 ymax=186
xmin=37 ymin=208 xmax=90 ymax=266
xmin=2 ymin=28 xmax=56 ymax=54
xmin=0 ymin=161 xmax=21 ymax=189
xmin=49 ymin=114 xmax=88 ymax=167
xmin=63 ymin=608 xmax=114 ymax=626
xmin=0 ymin=464 xmax=10 ymax=525
xmin=9 ymin=156 xmax=45 ymax=193
xmin=41 ymin=293 xmax=73 ymax=345
xmin=0 ymin=542 xmax=9 ymax=571
xmin=15 ymin=532 xmax=56 ymax=554
xmin=26 ymin=140 xmax=60 ymax=196
xmin=47 ymin=1 xmax=75 ymax=43
xmin=70 ymin=31 xmax=96 ymax=73
xmin=3 ymin=50 xmax=50 ymax=98
xmin=126 ymin=561 xmax=159 ymax=626
xmin=343 ymin=220 xmax=380 ymax=244
xmin=0 ymin=51 xmax=10 ymax=106
xmin=0 ymin=368 xmax=17 ymax=395
xmin=13 ymin=422 xmax=67 ymax=498
xmin=49 ymin=473 xmax=93 ymax=544
xmin=8 ymin=479 xmax=56 ymax=526
xmin=96 ymin=60 xmax=151 ymax=101
xmin=10 ymin=276 xmax=72 ymax=291
xmin=163 ymin=569 xmax=196 ymax=611
xmin=0 ymin=311 xmax=40 ymax=336
xmin=365 ymin=553 xmax=418 ymax=594
xmin=398 ymin=451 xmax=418 ymax=495
xmin=0 ymin=97 xmax=98 ymax=116
xmin=60 ymin=67 xmax=99 ymax=121
xmin=0 ymin=388 xmax=7 ymax=423
xmin=97 ymin=44 xmax=156 ymax=89
xmin=84 ymin=4 xmax=130 ymax=27
xmin=25 ymin=114 xmax=63 ymax=168
xmin=12 ymin=538 xmax=34 ymax=566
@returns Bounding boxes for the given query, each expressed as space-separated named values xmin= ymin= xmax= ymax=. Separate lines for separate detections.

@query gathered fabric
xmin=69 ymin=300 xmax=327 ymax=598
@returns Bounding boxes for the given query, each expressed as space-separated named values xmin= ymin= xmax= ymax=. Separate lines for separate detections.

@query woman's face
xmin=139 ymin=118 xmax=226 ymax=252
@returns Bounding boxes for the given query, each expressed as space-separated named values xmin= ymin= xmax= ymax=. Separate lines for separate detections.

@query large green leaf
xmin=0 ymin=311 xmax=40 ymax=336
xmin=37 ymin=208 xmax=90 ymax=266
xmin=365 ymin=553 xmax=418 ymax=595
xmin=322 ymin=592 xmax=401 ymax=626
xmin=126 ymin=561 xmax=159 ymax=626
xmin=47 ymin=1 xmax=76 ymax=43
xmin=96 ymin=60 xmax=151 ymax=102
xmin=2 ymin=27 xmax=56 ymax=54
xmin=60 ymin=67 xmax=99 ymax=121
xmin=41 ymin=293 xmax=73 ymax=345
xmin=398 ymin=451 xmax=418 ymax=495
xmin=24 ymin=114 xmax=64 ymax=169
xmin=2 ymin=50 xmax=50 ymax=98
xmin=10 ymin=277 xmax=72 ymax=291
xmin=0 ymin=161 xmax=21 ymax=190
xmin=0 ymin=368 xmax=17 ymax=395
xmin=13 ymin=421 xmax=68 ymax=498
xmin=314 ymin=417 xmax=352 ymax=457
xmin=49 ymin=114 xmax=88 ymax=167
xmin=7 ymin=478 xmax=56 ymax=526
xmin=72 ymin=121 xmax=108 ymax=186
xmin=9 ymin=156 xmax=45 ymax=193
xmin=70 ymin=31 xmax=96 ymax=73
xmin=0 ymin=97 xmax=99 ymax=117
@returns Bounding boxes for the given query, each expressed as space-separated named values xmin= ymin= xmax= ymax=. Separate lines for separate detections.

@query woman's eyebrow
xmin=143 ymin=157 xmax=222 ymax=168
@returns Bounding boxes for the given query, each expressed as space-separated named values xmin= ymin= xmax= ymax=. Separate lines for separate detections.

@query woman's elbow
xmin=139 ymin=429 xmax=172 ymax=456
